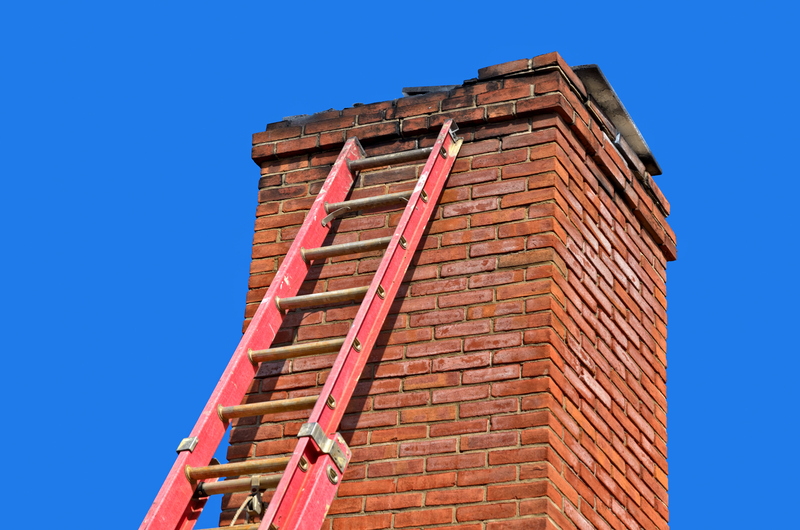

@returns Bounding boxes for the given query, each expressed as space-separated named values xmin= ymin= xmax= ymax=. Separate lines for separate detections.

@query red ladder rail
xmin=139 ymin=120 xmax=461 ymax=530
xmin=259 ymin=122 xmax=461 ymax=530
xmin=140 ymin=138 xmax=363 ymax=530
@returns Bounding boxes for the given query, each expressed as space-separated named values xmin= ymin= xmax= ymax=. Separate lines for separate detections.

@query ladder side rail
xmin=141 ymin=138 xmax=365 ymax=530
xmin=260 ymin=120 xmax=462 ymax=530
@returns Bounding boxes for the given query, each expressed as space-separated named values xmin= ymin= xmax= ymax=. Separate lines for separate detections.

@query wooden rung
xmin=248 ymin=338 xmax=345 ymax=364
xmin=197 ymin=474 xmax=282 ymax=496
xmin=218 ymin=395 xmax=317 ymax=421
xmin=196 ymin=525 xmax=259 ymax=530
xmin=186 ymin=456 xmax=290 ymax=482
xmin=275 ymin=285 xmax=368 ymax=311
xmin=324 ymin=190 xmax=412 ymax=215
xmin=347 ymin=147 xmax=433 ymax=172
xmin=302 ymin=236 xmax=392 ymax=262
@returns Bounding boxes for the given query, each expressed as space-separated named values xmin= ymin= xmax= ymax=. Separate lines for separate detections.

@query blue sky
xmin=1 ymin=2 xmax=797 ymax=528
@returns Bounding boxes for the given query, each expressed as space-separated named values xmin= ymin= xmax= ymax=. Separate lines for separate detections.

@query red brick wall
xmin=225 ymin=52 xmax=674 ymax=530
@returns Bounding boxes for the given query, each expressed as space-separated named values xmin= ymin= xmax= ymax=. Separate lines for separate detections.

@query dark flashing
xmin=402 ymin=85 xmax=460 ymax=97
xmin=572 ymin=65 xmax=662 ymax=176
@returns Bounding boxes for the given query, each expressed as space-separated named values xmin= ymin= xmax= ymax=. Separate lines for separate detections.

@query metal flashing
xmin=402 ymin=85 xmax=459 ymax=96
xmin=572 ymin=65 xmax=662 ymax=176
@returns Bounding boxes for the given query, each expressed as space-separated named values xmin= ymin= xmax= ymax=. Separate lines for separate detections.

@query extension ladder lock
xmin=141 ymin=120 xmax=462 ymax=530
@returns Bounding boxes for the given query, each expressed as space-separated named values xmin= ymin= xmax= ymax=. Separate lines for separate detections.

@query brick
xmin=442 ymin=197 xmax=498 ymax=217
xmin=401 ymin=405 xmax=457 ymax=424
xmin=346 ymin=122 xmax=400 ymax=141
xmin=340 ymin=411 xmax=397 ymax=430
xmin=368 ymin=459 xmax=424 ymax=478
xmin=487 ymin=482 xmax=549 ymax=501
xmin=461 ymin=432 xmax=518 ymax=451
xmin=394 ymin=508 xmax=453 ymax=528
xmin=370 ymin=425 xmax=428 ymax=444
xmin=478 ymin=58 xmax=530 ymax=79
xmin=397 ymin=472 xmax=456 ymax=492
xmin=435 ymin=320 xmax=491 ymax=339
xmin=338 ymin=479 xmax=396 ymax=497
xmin=470 ymin=238 xmax=525 ymax=257
xmin=464 ymin=333 xmax=522 ymax=352
xmin=432 ymin=384 xmax=490 ymax=404
xmin=441 ymin=229 xmax=496 ymax=248
xmin=258 ymin=184 xmax=307 ymax=202
xmin=472 ymin=149 xmax=528 ymax=169
xmin=404 ymin=372 xmax=460 ymax=390
xmin=460 ymin=398 xmax=518 ymax=418
xmin=332 ymin=513 xmax=391 ymax=530
xmin=253 ymin=126 xmax=302 ymax=143
xmin=431 ymin=419 xmax=488 ymax=438
xmin=462 ymin=365 xmax=520 ymax=384
xmin=406 ymin=339 xmax=461 ymax=358
xmin=365 ymin=493 xmax=422 ymax=511
xmin=438 ymin=289 xmax=494 ymax=308
xmin=374 ymin=360 xmax=430 ymax=379
xmin=447 ymin=168 xmax=500 ymax=187
xmin=472 ymin=208 xmax=526 ymax=226
xmin=432 ymin=352 xmax=491 ymax=373
xmin=400 ymin=438 xmax=458 ymax=456
xmin=458 ymin=502 xmax=517 ymax=522
xmin=472 ymin=179 xmax=527 ymax=198
xmin=426 ymin=487 xmax=484 ymax=505
xmin=411 ymin=278 xmax=467 ymax=297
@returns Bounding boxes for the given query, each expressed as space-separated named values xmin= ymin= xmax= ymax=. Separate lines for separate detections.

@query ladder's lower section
xmin=140 ymin=120 xmax=461 ymax=530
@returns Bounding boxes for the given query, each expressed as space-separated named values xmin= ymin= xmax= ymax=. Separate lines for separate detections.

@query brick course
xmin=225 ymin=51 xmax=673 ymax=529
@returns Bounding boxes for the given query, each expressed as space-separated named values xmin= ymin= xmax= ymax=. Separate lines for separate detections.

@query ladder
xmin=141 ymin=120 xmax=462 ymax=530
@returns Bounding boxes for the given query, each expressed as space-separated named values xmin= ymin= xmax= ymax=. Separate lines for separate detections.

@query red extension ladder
xmin=141 ymin=120 xmax=462 ymax=530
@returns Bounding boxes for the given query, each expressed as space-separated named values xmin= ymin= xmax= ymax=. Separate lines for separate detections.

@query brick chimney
xmin=227 ymin=51 xmax=674 ymax=530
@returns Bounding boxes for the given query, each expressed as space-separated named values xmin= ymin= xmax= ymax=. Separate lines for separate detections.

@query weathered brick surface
xmin=224 ymin=51 xmax=674 ymax=529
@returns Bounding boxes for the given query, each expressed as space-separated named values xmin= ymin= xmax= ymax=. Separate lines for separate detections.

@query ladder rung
xmin=197 ymin=474 xmax=282 ymax=496
xmin=218 ymin=395 xmax=317 ymax=421
xmin=249 ymin=338 xmax=345 ymax=364
xmin=302 ymin=236 xmax=392 ymax=262
xmin=348 ymin=147 xmax=433 ymax=172
xmin=197 ymin=525 xmax=259 ymax=530
xmin=324 ymin=190 xmax=412 ymax=215
xmin=276 ymin=285 xmax=369 ymax=311
xmin=186 ymin=456 xmax=290 ymax=482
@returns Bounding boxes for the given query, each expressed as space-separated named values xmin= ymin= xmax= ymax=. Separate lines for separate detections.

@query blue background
xmin=1 ymin=2 xmax=797 ymax=528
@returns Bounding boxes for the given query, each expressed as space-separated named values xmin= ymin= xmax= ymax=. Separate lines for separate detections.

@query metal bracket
xmin=321 ymin=205 xmax=351 ymax=226
xmin=448 ymin=123 xmax=460 ymax=143
xmin=176 ymin=436 xmax=199 ymax=454
xmin=297 ymin=422 xmax=349 ymax=473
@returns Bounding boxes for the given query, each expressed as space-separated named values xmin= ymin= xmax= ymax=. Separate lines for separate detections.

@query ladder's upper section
xmin=251 ymin=52 xmax=674 ymax=262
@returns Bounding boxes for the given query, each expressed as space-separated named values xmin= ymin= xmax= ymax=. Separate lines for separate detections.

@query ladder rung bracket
xmin=301 ymin=236 xmax=392 ymax=262
xmin=140 ymin=138 xmax=366 ymax=530
xmin=218 ymin=395 xmax=318 ymax=421
xmin=260 ymin=120 xmax=462 ymax=530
